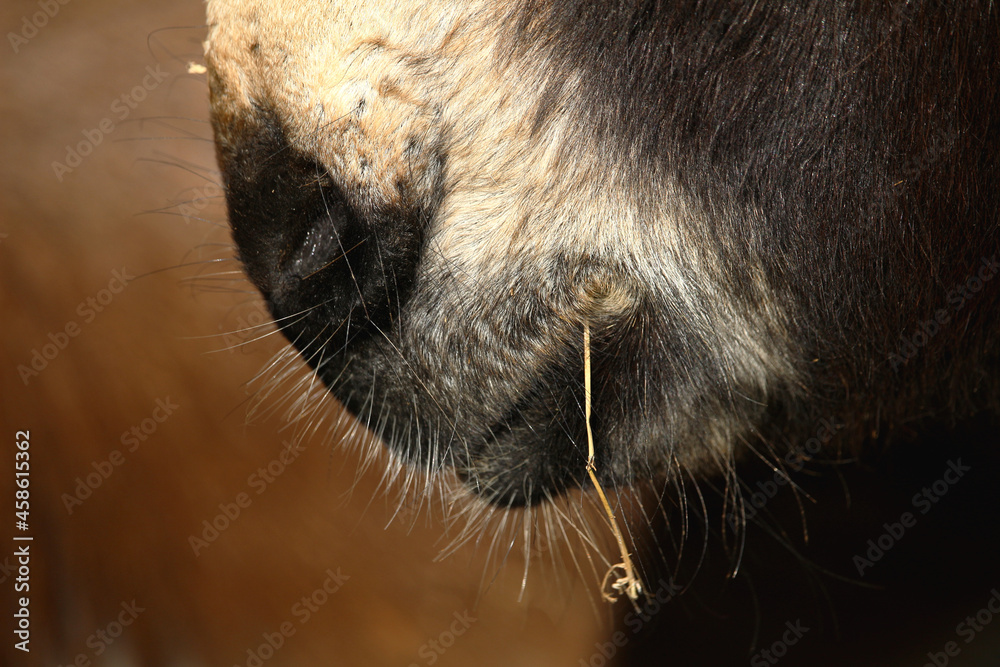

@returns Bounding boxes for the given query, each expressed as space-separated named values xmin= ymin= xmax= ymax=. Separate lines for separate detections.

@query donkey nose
xmin=212 ymin=105 xmax=423 ymax=365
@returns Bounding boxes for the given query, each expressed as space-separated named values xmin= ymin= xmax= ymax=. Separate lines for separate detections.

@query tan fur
xmin=206 ymin=0 xmax=797 ymax=471
xmin=2 ymin=1 xmax=608 ymax=663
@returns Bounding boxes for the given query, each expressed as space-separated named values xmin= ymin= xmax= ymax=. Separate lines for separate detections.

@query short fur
xmin=206 ymin=0 xmax=999 ymax=507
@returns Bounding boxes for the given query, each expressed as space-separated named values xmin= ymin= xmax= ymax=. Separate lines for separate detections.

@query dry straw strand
xmin=583 ymin=322 xmax=645 ymax=608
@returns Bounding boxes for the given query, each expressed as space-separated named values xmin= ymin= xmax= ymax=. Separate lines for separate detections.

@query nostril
xmin=257 ymin=169 xmax=366 ymax=326
xmin=213 ymin=103 xmax=361 ymax=303
xmin=214 ymin=103 xmax=429 ymax=368
xmin=285 ymin=192 xmax=360 ymax=283
xmin=227 ymin=149 xmax=359 ymax=305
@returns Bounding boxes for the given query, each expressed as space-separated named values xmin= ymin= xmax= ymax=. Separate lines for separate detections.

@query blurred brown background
xmin=0 ymin=1 xmax=606 ymax=665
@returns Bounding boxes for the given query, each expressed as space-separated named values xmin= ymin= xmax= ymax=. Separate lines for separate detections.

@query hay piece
xmin=583 ymin=323 xmax=645 ymax=607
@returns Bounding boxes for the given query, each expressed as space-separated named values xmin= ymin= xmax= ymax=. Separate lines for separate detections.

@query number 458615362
xmin=15 ymin=430 xmax=30 ymax=528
